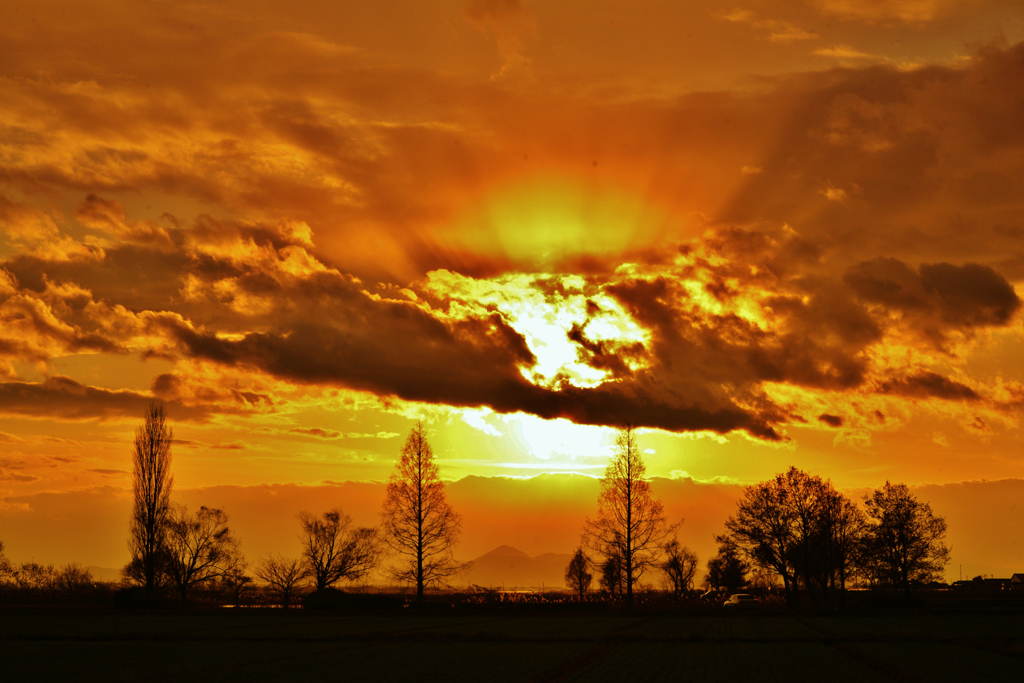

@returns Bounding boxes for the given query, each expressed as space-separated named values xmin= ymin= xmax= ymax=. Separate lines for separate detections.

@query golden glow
xmin=504 ymin=413 xmax=614 ymax=462
xmin=451 ymin=174 xmax=677 ymax=268
xmin=1 ymin=0 xmax=1023 ymax=582
xmin=424 ymin=269 xmax=650 ymax=387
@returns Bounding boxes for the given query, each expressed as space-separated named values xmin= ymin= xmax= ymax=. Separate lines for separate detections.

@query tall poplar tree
xmin=127 ymin=402 xmax=174 ymax=593
xmin=380 ymin=422 xmax=465 ymax=600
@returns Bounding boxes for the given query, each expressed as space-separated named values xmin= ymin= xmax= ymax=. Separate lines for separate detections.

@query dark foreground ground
xmin=2 ymin=603 xmax=1023 ymax=682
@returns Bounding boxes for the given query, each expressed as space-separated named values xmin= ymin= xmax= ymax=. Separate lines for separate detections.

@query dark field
xmin=2 ymin=605 xmax=1024 ymax=682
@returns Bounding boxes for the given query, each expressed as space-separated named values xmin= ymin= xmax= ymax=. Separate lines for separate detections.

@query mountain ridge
xmin=457 ymin=545 xmax=573 ymax=588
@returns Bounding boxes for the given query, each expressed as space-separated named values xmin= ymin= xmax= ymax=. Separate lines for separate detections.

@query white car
xmin=723 ymin=593 xmax=757 ymax=608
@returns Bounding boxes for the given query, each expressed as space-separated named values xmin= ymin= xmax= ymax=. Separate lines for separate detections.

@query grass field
xmin=2 ymin=606 xmax=1024 ymax=682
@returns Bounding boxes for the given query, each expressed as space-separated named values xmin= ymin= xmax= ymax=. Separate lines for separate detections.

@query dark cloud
xmin=87 ymin=468 xmax=128 ymax=476
xmin=0 ymin=470 xmax=40 ymax=483
xmin=149 ymin=370 xmax=272 ymax=412
xmin=0 ymin=376 xmax=224 ymax=422
xmin=592 ymin=271 xmax=877 ymax=415
xmin=567 ymin=321 xmax=644 ymax=379
xmin=150 ymin=373 xmax=182 ymax=400
xmin=533 ymin=382 xmax=784 ymax=440
xmin=289 ymin=427 xmax=344 ymax=439
xmin=74 ymin=193 xmax=126 ymax=229
xmin=5 ymin=247 xmax=190 ymax=314
xmin=818 ymin=413 xmax=843 ymax=427
xmin=919 ymin=262 xmax=1020 ymax=327
xmin=844 ymin=258 xmax=1021 ymax=349
xmin=846 ymin=258 xmax=1020 ymax=327
xmin=147 ymin=265 xmax=785 ymax=438
xmin=844 ymin=257 xmax=930 ymax=310
xmin=876 ymin=371 xmax=981 ymax=402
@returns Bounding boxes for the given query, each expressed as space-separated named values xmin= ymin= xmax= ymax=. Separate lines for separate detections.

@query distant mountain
xmin=485 ymin=545 xmax=531 ymax=559
xmin=85 ymin=566 xmax=123 ymax=583
xmin=458 ymin=546 xmax=573 ymax=589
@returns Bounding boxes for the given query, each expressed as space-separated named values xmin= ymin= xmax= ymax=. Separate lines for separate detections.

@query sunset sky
xmin=2 ymin=0 xmax=1024 ymax=580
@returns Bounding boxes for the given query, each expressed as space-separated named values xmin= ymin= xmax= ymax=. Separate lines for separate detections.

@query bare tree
xmin=583 ymin=425 xmax=674 ymax=607
xmin=864 ymin=482 xmax=950 ymax=596
xmin=14 ymin=562 xmax=56 ymax=598
xmin=816 ymin=484 xmax=868 ymax=602
xmin=255 ymin=554 xmax=309 ymax=608
xmin=723 ymin=474 xmax=798 ymax=602
xmin=299 ymin=508 xmax=382 ymax=590
xmin=380 ymin=422 xmax=467 ymax=600
xmin=127 ymin=402 xmax=173 ymax=593
xmin=564 ymin=548 xmax=592 ymax=599
xmin=53 ymin=563 xmax=93 ymax=599
xmin=0 ymin=541 xmax=13 ymax=583
xmin=163 ymin=505 xmax=241 ymax=601
xmin=220 ymin=563 xmax=253 ymax=607
xmin=661 ymin=538 xmax=698 ymax=598
xmin=1 ymin=560 xmax=92 ymax=602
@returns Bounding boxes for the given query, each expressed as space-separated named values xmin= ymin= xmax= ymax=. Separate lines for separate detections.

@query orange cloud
xmin=0 ymin=1 xmax=1022 ymax=509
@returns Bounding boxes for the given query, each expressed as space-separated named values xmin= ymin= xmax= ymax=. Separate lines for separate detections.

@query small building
xmin=954 ymin=576 xmax=1012 ymax=591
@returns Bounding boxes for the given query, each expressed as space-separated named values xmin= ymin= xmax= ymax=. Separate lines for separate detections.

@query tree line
xmin=563 ymin=426 xmax=950 ymax=607
xmin=0 ymin=405 xmax=950 ymax=607
xmin=712 ymin=467 xmax=950 ymax=605
xmin=120 ymin=405 xmax=466 ymax=605
xmin=0 ymin=543 xmax=95 ymax=601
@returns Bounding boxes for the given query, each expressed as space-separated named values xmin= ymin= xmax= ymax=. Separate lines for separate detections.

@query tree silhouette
xmin=584 ymin=425 xmax=673 ymax=607
xmin=255 ymin=554 xmax=308 ymax=608
xmin=220 ymin=564 xmax=253 ymax=607
xmin=661 ymin=537 xmax=698 ymax=598
xmin=299 ymin=508 xmax=382 ymax=590
xmin=814 ymin=483 xmax=868 ymax=603
xmin=53 ymin=563 xmax=93 ymax=599
xmin=864 ymin=481 xmax=950 ymax=596
xmin=163 ymin=505 xmax=241 ymax=601
xmin=380 ymin=422 xmax=467 ymax=600
xmin=0 ymin=541 xmax=13 ymax=583
xmin=127 ymin=402 xmax=173 ymax=594
xmin=14 ymin=562 xmax=56 ymax=598
xmin=564 ymin=548 xmax=592 ymax=599
xmin=4 ymin=558 xmax=93 ymax=602
xmin=723 ymin=467 xmax=865 ymax=605
xmin=705 ymin=539 xmax=748 ymax=593
xmin=722 ymin=474 xmax=797 ymax=602
xmin=599 ymin=550 xmax=624 ymax=595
